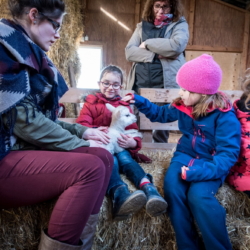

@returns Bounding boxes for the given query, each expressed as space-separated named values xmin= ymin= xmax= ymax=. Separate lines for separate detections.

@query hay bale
xmin=0 ymin=201 xmax=55 ymax=250
xmin=0 ymin=0 xmax=10 ymax=19
xmin=47 ymin=0 xmax=84 ymax=85
xmin=1 ymin=149 xmax=250 ymax=250
xmin=93 ymin=149 xmax=176 ymax=250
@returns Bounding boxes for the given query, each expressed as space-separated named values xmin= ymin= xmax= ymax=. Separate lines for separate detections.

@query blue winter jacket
xmin=134 ymin=94 xmax=241 ymax=183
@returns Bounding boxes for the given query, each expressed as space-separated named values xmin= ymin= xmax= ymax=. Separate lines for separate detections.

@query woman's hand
xmin=139 ymin=42 xmax=146 ymax=49
xmin=121 ymin=95 xmax=135 ymax=104
xmin=117 ymin=134 xmax=137 ymax=149
xmin=82 ymin=127 xmax=110 ymax=144
xmin=97 ymin=126 xmax=109 ymax=134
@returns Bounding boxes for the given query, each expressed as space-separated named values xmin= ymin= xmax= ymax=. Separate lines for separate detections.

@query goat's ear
xmin=106 ymin=103 xmax=116 ymax=113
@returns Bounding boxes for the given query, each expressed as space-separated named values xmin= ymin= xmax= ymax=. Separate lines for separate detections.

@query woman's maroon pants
xmin=0 ymin=147 xmax=113 ymax=245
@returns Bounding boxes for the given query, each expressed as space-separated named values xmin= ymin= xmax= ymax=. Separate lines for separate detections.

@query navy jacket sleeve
xmin=134 ymin=94 xmax=178 ymax=123
xmin=185 ymin=110 xmax=241 ymax=182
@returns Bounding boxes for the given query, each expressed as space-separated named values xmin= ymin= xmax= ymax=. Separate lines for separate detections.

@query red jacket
xmin=76 ymin=93 xmax=142 ymax=155
xmin=227 ymin=100 xmax=250 ymax=191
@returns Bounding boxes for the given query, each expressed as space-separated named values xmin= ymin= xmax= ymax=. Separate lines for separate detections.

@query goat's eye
xmin=126 ymin=114 xmax=130 ymax=117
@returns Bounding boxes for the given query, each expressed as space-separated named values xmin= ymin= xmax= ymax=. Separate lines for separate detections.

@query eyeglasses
xmin=39 ymin=12 xmax=61 ymax=33
xmin=100 ymin=81 xmax=121 ymax=89
xmin=154 ymin=4 xmax=171 ymax=12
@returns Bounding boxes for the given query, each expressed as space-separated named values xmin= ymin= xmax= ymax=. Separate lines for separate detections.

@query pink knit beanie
xmin=176 ymin=54 xmax=222 ymax=95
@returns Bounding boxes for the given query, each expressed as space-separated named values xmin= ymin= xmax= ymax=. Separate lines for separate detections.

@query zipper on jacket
xmin=147 ymin=63 xmax=151 ymax=87
xmin=192 ymin=130 xmax=197 ymax=150
xmin=202 ymin=132 xmax=205 ymax=142
xmin=198 ymin=128 xmax=206 ymax=142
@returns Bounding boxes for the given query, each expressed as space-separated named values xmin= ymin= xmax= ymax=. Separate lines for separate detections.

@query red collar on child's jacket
xmin=85 ymin=92 xmax=130 ymax=106
xmin=172 ymin=92 xmax=232 ymax=118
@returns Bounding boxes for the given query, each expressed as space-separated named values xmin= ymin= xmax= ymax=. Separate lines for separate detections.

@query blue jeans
xmin=107 ymin=150 xmax=148 ymax=196
xmin=164 ymin=161 xmax=232 ymax=250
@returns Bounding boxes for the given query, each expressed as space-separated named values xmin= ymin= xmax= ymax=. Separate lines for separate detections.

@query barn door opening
xmin=77 ymin=44 xmax=104 ymax=89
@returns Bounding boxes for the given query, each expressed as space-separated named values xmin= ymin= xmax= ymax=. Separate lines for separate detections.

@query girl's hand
xmin=82 ymin=128 xmax=110 ymax=144
xmin=181 ymin=166 xmax=189 ymax=180
xmin=118 ymin=134 xmax=137 ymax=149
xmin=88 ymin=140 xmax=106 ymax=148
xmin=139 ymin=42 xmax=146 ymax=49
xmin=121 ymin=95 xmax=135 ymax=104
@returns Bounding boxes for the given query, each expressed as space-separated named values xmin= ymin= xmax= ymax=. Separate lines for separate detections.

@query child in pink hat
xmin=123 ymin=54 xmax=241 ymax=250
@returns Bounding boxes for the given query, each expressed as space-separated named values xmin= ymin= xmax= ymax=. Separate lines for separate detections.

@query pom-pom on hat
xmin=176 ymin=54 xmax=222 ymax=95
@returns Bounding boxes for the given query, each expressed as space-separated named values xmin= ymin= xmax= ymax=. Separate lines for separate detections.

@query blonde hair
xmin=240 ymin=68 xmax=250 ymax=110
xmin=142 ymin=0 xmax=184 ymax=23
xmin=172 ymin=92 xmax=231 ymax=119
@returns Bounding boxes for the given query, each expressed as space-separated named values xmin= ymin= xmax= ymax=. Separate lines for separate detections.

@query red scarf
xmin=154 ymin=14 xmax=173 ymax=28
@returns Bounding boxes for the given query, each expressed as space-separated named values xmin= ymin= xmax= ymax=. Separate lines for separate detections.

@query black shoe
xmin=112 ymin=185 xmax=147 ymax=221
xmin=141 ymin=183 xmax=168 ymax=217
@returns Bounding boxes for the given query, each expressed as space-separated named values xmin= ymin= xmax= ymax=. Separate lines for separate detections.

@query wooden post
xmin=247 ymin=2 xmax=250 ymax=11
xmin=241 ymin=12 xmax=250 ymax=74
xmin=188 ymin=0 xmax=196 ymax=46
xmin=134 ymin=0 xmax=141 ymax=28
xmin=68 ymin=64 xmax=77 ymax=88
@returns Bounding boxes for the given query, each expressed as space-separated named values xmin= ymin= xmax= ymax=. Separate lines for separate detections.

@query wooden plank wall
xmin=82 ymin=0 xmax=136 ymax=76
xmin=82 ymin=0 xmax=250 ymax=90
xmin=185 ymin=0 xmax=250 ymax=90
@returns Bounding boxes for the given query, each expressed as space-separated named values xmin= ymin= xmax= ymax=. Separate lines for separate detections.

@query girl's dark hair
xmin=99 ymin=65 xmax=124 ymax=84
xmin=8 ymin=0 xmax=65 ymax=19
xmin=142 ymin=0 xmax=184 ymax=23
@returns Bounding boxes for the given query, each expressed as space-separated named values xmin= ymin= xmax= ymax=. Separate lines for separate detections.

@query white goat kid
xmin=104 ymin=103 xmax=142 ymax=154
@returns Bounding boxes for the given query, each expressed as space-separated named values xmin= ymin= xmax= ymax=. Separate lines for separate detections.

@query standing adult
xmin=125 ymin=0 xmax=189 ymax=142
xmin=0 ymin=1 xmax=113 ymax=250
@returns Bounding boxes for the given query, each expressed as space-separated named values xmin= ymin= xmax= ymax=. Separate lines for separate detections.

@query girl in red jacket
xmin=76 ymin=65 xmax=167 ymax=221
xmin=227 ymin=69 xmax=250 ymax=196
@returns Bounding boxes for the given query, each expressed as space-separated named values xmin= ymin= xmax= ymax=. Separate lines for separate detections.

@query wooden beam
xmin=134 ymin=0 xmax=141 ymax=28
xmin=141 ymin=142 xmax=177 ymax=150
xmin=247 ymin=2 xmax=250 ymax=11
xmin=68 ymin=64 xmax=76 ymax=88
xmin=211 ymin=0 xmax=247 ymax=12
xmin=60 ymin=88 xmax=133 ymax=103
xmin=141 ymin=131 xmax=153 ymax=143
xmin=188 ymin=0 xmax=196 ymax=46
xmin=186 ymin=45 xmax=242 ymax=53
xmin=139 ymin=114 xmax=179 ymax=130
xmin=139 ymin=88 xmax=243 ymax=102
xmin=241 ymin=12 xmax=250 ymax=73
xmin=139 ymin=88 xmax=180 ymax=102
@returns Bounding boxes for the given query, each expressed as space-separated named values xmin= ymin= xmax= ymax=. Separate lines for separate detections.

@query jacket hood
xmin=165 ymin=16 xmax=187 ymax=33
xmin=234 ymin=99 xmax=249 ymax=119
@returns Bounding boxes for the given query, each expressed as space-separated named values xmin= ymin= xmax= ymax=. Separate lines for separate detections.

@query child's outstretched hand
xmin=118 ymin=134 xmax=137 ymax=149
xmin=82 ymin=127 xmax=110 ymax=144
xmin=121 ymin=94 xmax=135 ymax=104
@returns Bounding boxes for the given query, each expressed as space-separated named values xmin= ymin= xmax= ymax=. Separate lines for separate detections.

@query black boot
xmin=141 ymin=183 xmax=168 ymax=217
xmin=112 ymin=185 xmax=147 ymax=221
